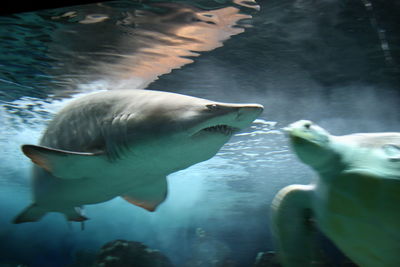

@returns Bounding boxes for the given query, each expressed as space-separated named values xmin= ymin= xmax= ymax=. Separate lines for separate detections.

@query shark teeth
xmin=201 ymin=124 xmax=238 ymax=136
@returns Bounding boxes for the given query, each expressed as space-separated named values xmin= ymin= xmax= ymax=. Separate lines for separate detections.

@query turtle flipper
xmin=271 ymin=184 xmax=322 ymax=267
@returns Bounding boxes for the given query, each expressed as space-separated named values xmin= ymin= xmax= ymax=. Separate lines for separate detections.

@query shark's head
xmin=178 ymin=101 xmax=264 ymax=162
xmin=118 ymin=90 xmax=263 ymax=171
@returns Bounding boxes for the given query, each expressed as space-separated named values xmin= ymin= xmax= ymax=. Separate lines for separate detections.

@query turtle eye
xmin=304 ymin=122 xmax=312 ymax=130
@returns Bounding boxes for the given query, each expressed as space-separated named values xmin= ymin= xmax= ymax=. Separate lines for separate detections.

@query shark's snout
xmin=236 ymin=104 xmax=264 ymax=121
xmin=224 ymin=103 xmax=264 ymax=128
xmin=191 ymin=102 xmax=263 ymax=137
xmin=207 ymin=103 xmax=263 ymax=120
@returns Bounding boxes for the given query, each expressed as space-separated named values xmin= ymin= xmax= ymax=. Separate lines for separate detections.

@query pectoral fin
xmin=22 ymin=144 xmax=105 ymax=179
xmin=271 ymin=184 xmax=325 ymax=266
xmin=121 ymin=177 xmax=168 ymax=212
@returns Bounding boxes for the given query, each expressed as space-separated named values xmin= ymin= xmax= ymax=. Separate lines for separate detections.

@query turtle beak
xmin=282 ymin=120 xmax=314 ymax=138
xmin=285 ymin=120 xmax=331 ymax=146
xmin=281 ymin=126 xmax=292 ymax=133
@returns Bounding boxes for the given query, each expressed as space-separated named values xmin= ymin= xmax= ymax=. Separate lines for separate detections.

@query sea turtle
xmin=271 ymin=120 xmax=400 ymax=267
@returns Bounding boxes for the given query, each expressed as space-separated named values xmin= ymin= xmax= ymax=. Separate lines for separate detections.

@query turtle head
xmin=284 ymin=120 xmax=341 ymax=173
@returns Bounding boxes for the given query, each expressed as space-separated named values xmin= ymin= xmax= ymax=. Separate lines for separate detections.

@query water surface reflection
xmin=0 ymin=0 xmax=258 ymax=101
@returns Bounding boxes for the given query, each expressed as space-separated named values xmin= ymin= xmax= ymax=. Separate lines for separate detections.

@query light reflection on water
xmin=49 ymin=3 xmax=254 ymax=90
xmin=0 ymin=0 xmax=258 ymax=101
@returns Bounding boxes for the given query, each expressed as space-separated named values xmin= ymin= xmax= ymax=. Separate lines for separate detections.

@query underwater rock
xmin=93 ymin=240 xmax=173 ymax=267
xmin=253 ymin=250 xmax=359 ymax=267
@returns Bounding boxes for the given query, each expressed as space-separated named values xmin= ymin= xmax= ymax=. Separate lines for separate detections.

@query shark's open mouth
xmin=200 ymin=124 xmax=239 ymax=136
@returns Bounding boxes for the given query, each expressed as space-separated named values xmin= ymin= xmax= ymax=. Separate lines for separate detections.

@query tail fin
xmin=13 ymin=204 xmax=47 ymax=224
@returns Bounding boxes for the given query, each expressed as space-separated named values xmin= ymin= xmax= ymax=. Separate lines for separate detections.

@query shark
xmin=14 ymin=89 xmax=263 ymax=223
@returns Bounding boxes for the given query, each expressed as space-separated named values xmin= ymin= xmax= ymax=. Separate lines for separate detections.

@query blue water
xmin=0 ymin=0 xmax=399 ymax=266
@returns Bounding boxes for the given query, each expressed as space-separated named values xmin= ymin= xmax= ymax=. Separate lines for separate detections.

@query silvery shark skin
xmin=272 ymin=120 xmax=400 ymax=267
xmin=15 ymin=90 xmax=263 ymax=223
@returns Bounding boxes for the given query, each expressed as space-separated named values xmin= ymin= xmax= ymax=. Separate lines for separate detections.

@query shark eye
xmin=206 ymin=104 xmax=220 ymax=111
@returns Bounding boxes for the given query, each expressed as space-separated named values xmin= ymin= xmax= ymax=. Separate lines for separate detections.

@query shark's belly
xmin=32 ymin=166 xmax=153 ymax=209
